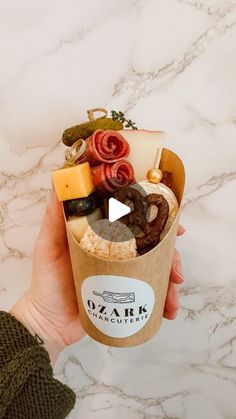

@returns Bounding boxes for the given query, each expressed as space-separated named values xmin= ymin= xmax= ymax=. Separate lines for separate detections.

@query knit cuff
xmin=0 ymin=311 xmax=75 ymax=419
xmin=0 ymin=311 xmax=47 ymax=368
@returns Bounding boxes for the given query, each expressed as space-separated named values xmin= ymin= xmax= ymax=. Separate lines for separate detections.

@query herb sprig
xmin=111 ymin=110 xmax=138 ymax=130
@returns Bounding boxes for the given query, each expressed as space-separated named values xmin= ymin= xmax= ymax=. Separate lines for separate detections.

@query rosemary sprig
xmin=111 ymin=110 xmax=138 ymax=130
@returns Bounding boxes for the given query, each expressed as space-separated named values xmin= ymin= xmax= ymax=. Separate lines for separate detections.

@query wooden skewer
xmin=147 ymin=147 xmax=163 ymax=184
xmin=154 ymin=147 xmax=163 ymax=170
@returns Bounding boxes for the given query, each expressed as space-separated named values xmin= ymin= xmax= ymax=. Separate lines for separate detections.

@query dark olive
xmin=64 ymin=194 xmax=97 ymax=217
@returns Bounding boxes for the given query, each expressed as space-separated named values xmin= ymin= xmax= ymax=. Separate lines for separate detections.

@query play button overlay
xmin=86 ymin=181 xmax=147 ymax=243
xmin=108 ymin=197 xmax=131 ymax=222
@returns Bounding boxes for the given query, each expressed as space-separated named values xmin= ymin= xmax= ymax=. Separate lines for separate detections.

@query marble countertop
xmin=0 ymin=0 xmax=236 ymax=418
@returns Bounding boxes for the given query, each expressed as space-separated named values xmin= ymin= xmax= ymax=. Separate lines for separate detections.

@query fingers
xmin=170 ymin=249 xmax=184 ymax=284
xmin=163 ymin=225 xmax=185 ymax=320
xmin=163 ymin=282 xmax=179 ymax=320
xmin=164 ymin=281 xmax=179 ymax=312
xmin=163 ymin=309 xmax=178 ymax=320
xmin=177 ymin=224 xmax=186 ymax=236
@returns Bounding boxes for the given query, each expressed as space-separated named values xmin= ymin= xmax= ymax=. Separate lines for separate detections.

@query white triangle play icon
xmin=108 ymin=198 xmax=131 ymax=222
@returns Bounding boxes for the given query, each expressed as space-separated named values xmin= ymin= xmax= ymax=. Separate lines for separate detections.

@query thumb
xmin=35 ymin=190 xmax=67 ymax=259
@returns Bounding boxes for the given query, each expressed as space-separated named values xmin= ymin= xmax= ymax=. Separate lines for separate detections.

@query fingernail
xmin=179 ymin=225 xmax=186 ymax=234
xmin=174 ymin=260 xmax=184 ymax=282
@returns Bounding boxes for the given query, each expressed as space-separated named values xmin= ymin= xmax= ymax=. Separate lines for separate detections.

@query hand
xmin=11 ymin=191 xmax=185 ymax=363
xmin=11 ymin=190 xmax=85 ymax=364
xmin=163 ymin=225 xmax=185 ymax=320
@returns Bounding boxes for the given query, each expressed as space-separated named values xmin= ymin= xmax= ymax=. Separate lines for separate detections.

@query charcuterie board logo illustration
xmin=81 ymin=275 xmax=155 ymax=339
xmin=93 ymin=290 xmax=136 ymax=304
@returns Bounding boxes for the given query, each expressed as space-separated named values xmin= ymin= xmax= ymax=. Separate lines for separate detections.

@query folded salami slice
xmin=92 ymin=160 xmax=135 ymax=194
xmin=86 ymin=129 xmax=130 ymax=166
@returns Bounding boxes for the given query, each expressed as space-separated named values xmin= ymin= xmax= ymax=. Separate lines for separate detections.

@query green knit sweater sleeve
xmin=0 ymin=311 xmax=76 ymax=419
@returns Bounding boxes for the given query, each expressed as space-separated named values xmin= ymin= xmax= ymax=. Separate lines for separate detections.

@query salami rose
xmin=91 ymin=160 xmax=135 ymax=194
xmin=86 ymin=129 xmax=130 ymax=166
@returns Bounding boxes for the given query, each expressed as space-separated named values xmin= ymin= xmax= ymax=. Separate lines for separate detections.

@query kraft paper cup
xmin=65 ymin=132 xmax=185 ymax=347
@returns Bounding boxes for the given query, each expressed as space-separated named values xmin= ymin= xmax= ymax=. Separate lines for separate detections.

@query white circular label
xmin=81 ymin=275 xmax=155 ymax=338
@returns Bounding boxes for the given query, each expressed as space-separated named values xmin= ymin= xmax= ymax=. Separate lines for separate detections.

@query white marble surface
xmin=0 ymin=0 xmax=236 ymax=418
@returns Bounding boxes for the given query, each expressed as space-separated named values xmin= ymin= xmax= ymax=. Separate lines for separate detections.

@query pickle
xmin=62 ymin=118 xmax=123 ymax=147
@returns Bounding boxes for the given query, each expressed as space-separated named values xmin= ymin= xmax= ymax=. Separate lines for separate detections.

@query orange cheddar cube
xmin=52 ymin=163 xmax=95 ymax=201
